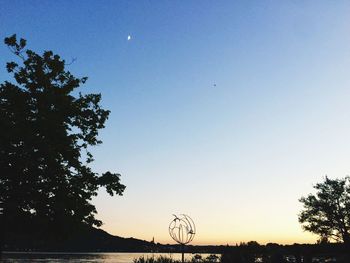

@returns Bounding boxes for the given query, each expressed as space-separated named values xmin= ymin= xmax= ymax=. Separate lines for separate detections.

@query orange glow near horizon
xmin=102 ymin=225 xmax=317 ymax=246
xmin=98 ymin=205 xmax=318 ymax=246
xmin=94 ymin=184 xmax=321 ymax=247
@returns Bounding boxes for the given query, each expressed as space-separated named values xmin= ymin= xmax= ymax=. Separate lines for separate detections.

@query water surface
xmin=1 ymin=252 xmax=213 ymax=263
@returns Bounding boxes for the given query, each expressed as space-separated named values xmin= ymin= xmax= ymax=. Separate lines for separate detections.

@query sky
xmin=1 ymin=1 xmax=350 ymax=245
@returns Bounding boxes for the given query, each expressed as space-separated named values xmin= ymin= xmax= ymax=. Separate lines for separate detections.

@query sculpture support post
xmin=181 ymin=244 xmax=184 ymax=263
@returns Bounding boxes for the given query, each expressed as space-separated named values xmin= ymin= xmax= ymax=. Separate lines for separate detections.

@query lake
xmin=0 ymin=252 xmax=215 ymax=262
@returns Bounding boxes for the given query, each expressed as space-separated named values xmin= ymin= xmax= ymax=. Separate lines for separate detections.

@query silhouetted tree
xmin=0 ymin=35 xmax=125 ymax=240
xmin=299 ymin=176 xmax=350 ymax=246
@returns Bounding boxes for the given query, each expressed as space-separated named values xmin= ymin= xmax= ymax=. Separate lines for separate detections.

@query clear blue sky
xmin=1 ymin=1 xmax=350 ymax=245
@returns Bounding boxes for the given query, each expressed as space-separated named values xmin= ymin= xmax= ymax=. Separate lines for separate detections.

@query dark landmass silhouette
xmin=2 ymin=227 xmax=350 ymax=261
xmin=3 ymin=227 xmax=154 ymax=252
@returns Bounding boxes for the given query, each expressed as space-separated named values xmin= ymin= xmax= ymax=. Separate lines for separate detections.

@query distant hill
xmin=3 ymin=227 xmax=157 ymax=252
xmin=61 ymin=228 xmax=157 ymax=252
xmin=2 ymin=226 xmax=224 ymax=253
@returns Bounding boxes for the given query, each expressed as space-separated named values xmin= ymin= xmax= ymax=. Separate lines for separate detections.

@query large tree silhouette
xmin=0 ymin=35 xmax=125 ymax=240
xmin=299 ymin=176 xmax=350 ymax=246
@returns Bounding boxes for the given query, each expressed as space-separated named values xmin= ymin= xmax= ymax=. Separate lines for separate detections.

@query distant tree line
xmin=219 ymin=242 xmax=349 ymax=263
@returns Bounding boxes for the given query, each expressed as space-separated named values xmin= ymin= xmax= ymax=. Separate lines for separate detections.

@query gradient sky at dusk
xmin=1 ymin=1 xmax=350 ymax=245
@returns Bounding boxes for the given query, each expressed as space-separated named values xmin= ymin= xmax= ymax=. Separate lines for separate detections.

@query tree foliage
xmin=0 ymin=35 xmax=125 ymax=238
xmin=299 ymin=176 xmax=350 ymax=244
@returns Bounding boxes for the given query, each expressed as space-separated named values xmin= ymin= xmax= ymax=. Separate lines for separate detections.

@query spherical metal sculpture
xmin=169 ymin=214 xmax=196 ymax=245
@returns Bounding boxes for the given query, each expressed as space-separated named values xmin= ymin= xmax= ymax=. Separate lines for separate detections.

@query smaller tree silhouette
xmin=299 ymin=176 xmax=350 ymax=246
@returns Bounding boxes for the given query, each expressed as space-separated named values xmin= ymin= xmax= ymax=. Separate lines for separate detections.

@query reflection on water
xmin=1 ymin=252 xmax=212 ymax=263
